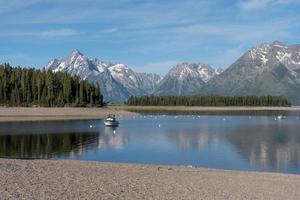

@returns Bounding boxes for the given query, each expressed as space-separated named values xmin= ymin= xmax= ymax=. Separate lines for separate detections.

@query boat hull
xmin=104 ymin=121 xmax=119 ymax=126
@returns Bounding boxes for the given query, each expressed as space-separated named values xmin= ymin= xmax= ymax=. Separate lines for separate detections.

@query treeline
xmin=126 ymin=95 xmax=292 ymax=107
xmin=0 ymin=63 xmax=103 ymax=107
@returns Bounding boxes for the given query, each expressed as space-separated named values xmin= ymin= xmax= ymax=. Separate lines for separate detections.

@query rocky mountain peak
xmin=45 ymin=50 xmax=162 ymax=102
xmin=153 ymin=62 xmax=221 ymax=96
xmin=168 ymin=62 xmax=219 ymax=83
xmin=66 ymin=49 xmax=86 ymax=64
xmin=69 ymin=49 xmax=83 ymax=57
xmin=201 ymin=41 xmax=300 ymax=104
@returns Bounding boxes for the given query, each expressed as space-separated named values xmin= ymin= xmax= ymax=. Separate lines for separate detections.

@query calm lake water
xmin=1 ymin=111 xmax=300 ymax=174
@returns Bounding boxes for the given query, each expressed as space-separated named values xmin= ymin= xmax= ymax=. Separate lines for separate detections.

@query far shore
xmin=1 ymin=159 xmax=300 ymax=199
xmin=113 ymin=105 xmax=300 ymax=112
xmin=0 ymin=106 xmax=299 ymax=122
xmin=0 ymin=107 xmax=137 ymax=122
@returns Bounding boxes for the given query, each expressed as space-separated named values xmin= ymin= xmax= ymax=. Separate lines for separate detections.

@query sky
xmin=0 ymin=0 xmax=300 ymax=75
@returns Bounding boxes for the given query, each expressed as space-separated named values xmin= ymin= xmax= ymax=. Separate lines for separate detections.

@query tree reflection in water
xmin=0 ymin=132 xmax=99 ymax=158
xmin=0 ymin=120 xmax=130 ymax=159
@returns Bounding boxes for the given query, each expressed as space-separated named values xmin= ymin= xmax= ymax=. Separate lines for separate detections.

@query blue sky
xmin=1 ymin=0 xmax=300 ymax=75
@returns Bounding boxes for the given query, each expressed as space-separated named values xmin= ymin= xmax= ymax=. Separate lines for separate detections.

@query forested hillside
xmin=0 ymin=63 xmax=103 ymax=107
xmin=126 ymin=95 xmax=291 ymax=107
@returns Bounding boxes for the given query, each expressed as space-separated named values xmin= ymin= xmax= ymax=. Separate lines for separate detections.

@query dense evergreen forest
xmin=126 ymin=95 xmax=292 ymax=107
xmin=0 ymin=63 xmax=103 ymax=107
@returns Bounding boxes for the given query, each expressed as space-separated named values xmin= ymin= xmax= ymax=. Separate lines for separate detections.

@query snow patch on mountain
xmin=168 ymin=63 xmax=221 ymax=83
xmin=154 ymin=62 xmax=222 ymax=96
xmin=45 ymin=50 xmax=162 ymax=102
xmin=202 ymin=41 xmax=300 ymax=104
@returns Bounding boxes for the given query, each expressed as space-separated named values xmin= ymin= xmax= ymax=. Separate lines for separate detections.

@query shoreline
xmin=0 ymin=107 xmax=137 ymax=122
xmin=0 ymin=106 xmax=299 ymax=122
xmin=1 ymin=158 xmax=300 ymax=199
xmin=113 ymin=105 xmax=300 ymax=112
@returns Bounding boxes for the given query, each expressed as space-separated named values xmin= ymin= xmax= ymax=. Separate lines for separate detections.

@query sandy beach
xmin=0 ymin=159 xmax=299 ymax=200
xmin=0 ymin=106 xmax=298 ymax=122
xmin=0 ymin=107 xmax=137 ymax=122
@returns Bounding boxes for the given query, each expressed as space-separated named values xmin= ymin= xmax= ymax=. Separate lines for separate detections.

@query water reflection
xmin=227 ymin=124 xmax=300 ymax=170
xmin=97 ymin=127 xmax=128 ymax=150
xmin=0 ymin=120 xmax=102 ymax=158
xmin=0 ymin=120 xmax=130 ymax=159
xmin=166 ymin=128 xmax=222 ymax=151
xmin=0 ymin=132 xmax=99 ymax=159
xmin=162 ymin=115 xmax=300 ymax=173
xmin=1 ymin=115 xmax=300 ymax=174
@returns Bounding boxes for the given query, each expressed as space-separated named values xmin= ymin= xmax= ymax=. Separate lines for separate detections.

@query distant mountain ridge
xmin=46 ymin=50 xmax=220 ymax=102
xmin=45 ymin=41 xmax=300 ymax=104
xmin=46 ymin=50 xmax=162 ymax=102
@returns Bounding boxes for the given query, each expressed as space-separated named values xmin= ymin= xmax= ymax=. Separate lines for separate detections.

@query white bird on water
xmin=158 ymin=124 xmax=161 ymax=128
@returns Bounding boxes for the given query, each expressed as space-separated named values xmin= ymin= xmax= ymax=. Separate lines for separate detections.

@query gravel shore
xmin=0 ymin=106 xmax=298 ymax=122
xmin=0 ymin=107 xmax=136 ymax=122
xmin=1 ymin=159 xmax=300 ymax=200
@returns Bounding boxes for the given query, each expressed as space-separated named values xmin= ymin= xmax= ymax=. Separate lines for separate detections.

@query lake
xmin=1 ymin=111 xmax=300 ymax=174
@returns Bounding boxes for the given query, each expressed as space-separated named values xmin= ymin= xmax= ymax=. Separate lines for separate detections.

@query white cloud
xmin=39 ymin=29 xmax=79 ymax=37
xmin=240 ymin=0 xmax=273 ymax=11
xmin=239 ymin=0 xmax=298 ymax=11
xmin=101 ymin=28 xmax=119 ymax=33
xmin=0 ymin=0 xmax=40 ymax=14
xmin=0 ymin=28 xmax=80 ymax=38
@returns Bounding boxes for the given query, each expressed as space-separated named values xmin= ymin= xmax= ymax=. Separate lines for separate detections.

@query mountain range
xmin=200 ymin=41 xmax=300 ymax=104
xmin=45 ymin=41 xmax=300 ymax=104
xmin=46 ymin=50 xmax=162 ymax=102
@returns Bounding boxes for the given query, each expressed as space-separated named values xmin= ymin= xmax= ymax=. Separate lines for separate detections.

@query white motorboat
xmin=104 ymin=114 xmax=119 ymax=126
xmin=276 ymin=115 xmax=286 ymax=120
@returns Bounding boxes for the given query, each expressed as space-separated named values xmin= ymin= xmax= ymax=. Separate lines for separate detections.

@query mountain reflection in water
xmin=1 ymin=114 xmax=300 ymax=174
xmin=165 ymin=119 xmax=300 ymax=172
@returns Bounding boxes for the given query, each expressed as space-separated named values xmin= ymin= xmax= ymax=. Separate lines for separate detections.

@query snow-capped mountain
xmin=202 ymin=41 xmax=300 ymax=104
xmin=45 ymin=41 xmax=300 ymax=104
xmin=108 ymin=64 xmax=161 ymax=97
xmin=45 ymin=50 xmax=162 ymax=102
xmin=154 ymin=63 xmax=222 ymax=96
